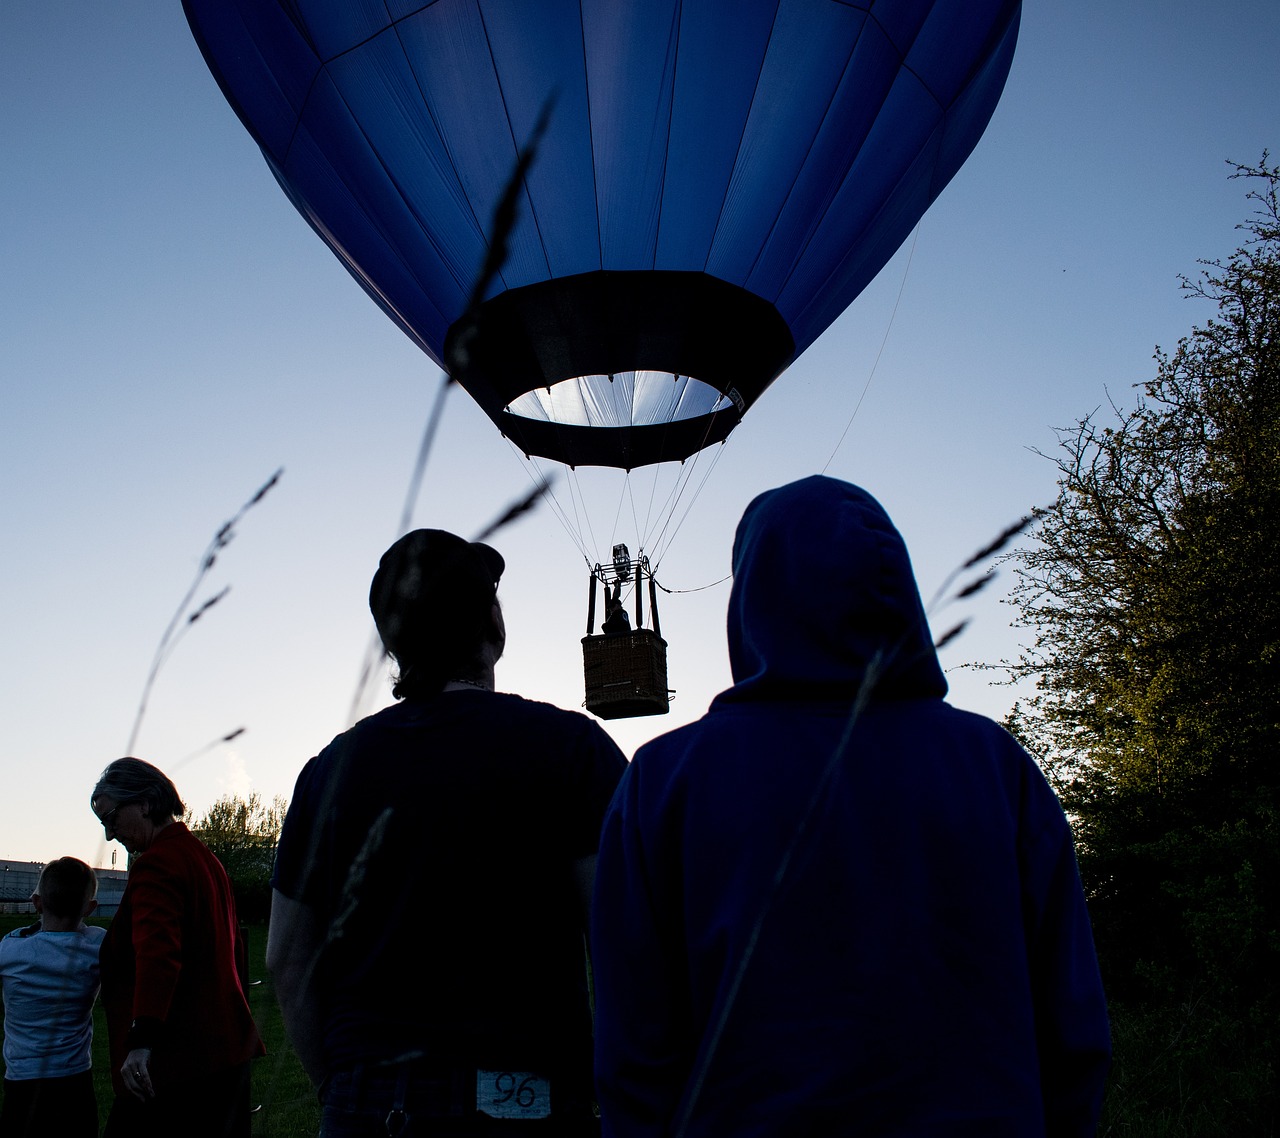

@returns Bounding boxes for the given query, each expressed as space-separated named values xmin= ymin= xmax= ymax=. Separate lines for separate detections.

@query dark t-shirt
xmin=272 ymin=690 xmax=627 ymax=1082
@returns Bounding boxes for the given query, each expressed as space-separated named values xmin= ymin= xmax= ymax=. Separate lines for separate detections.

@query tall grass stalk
xmin=345 ymin=103 xmax=554 ymax=726
xmin=125 ymin=468 xmax=282 ymax=755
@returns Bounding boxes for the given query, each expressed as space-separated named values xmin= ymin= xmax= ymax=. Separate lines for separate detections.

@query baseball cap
xmin=369 ymin=529 xmax=505 ymax=663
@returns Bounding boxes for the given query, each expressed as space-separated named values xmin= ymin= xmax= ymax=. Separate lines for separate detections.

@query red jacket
xmin=100 ymin=822 xmax=264 ymax=1092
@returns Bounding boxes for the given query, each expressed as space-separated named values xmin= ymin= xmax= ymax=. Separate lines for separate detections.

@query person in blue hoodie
xmin=591 ymin=475 xmax=1110 ymax=1138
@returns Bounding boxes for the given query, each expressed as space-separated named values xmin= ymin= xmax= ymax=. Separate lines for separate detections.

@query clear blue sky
xmin=2 ymin=2 xmax=1276 ymax=868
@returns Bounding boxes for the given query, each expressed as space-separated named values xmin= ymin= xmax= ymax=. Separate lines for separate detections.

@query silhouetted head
xmin=718 ymin=475 xmax=946 ymax=704
xmin=91 ymin=757 xmax=185 ymax=820
xmin=36 ymin=857 xmax=97 ymax=921
xmin=91 ymin=757 xmax=186 ymax=855
xmin=369 ymin=529 xmax=506 ymax=698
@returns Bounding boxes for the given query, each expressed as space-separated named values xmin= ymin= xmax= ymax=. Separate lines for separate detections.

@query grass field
xmin=6 ymin=915 xmax=1272 ymax=1136
xmin=0 ymin=915 xmax=321 ymax=1137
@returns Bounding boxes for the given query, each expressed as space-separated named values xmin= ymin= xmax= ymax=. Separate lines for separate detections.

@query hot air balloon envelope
xmin=184 ymin=0 xmax=1020 ymax=468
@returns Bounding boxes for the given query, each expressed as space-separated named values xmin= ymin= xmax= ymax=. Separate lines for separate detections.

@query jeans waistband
xmin=323 ymin=1062 xmax=473 ymax=1118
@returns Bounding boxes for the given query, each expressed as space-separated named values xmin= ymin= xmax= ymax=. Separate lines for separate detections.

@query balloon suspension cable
xmin=632 ymin=395 xmax=732 ymax=570
xmin=504 ymin=435 xmax=722 ymax=580
xmin=505 ymin=444 xmax=597 ymax=565
xmin=821 ymin=221 xmax=923 ymax=474
xmin=653 ymin=572 xmax=733 ymax=595
xmin=645 ymin=437 xmax=729 ymax=573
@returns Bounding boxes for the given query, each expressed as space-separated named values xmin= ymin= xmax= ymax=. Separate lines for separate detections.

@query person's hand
xmin=122 ymin=1047 xmax=155 ymax=1101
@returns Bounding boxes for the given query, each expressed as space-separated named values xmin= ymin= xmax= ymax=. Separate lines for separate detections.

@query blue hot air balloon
xmin=183 ymin=0 xmax=1019 ymax=472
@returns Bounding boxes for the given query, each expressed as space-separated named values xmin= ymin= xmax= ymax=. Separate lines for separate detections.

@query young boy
xmin=0 ymin=857 xmax=106 ymax=1138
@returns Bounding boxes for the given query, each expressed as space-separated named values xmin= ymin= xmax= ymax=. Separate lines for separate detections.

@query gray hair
xmin=91 ymin=757 xmax=186 ymax=821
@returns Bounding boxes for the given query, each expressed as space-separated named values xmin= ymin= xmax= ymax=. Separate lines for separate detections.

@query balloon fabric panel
xmin=583 ymin=1 xmax=679 ymax=272
xmin=720 ymin=7 xmax=891 ymax=298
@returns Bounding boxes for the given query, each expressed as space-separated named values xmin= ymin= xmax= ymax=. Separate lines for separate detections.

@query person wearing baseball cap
xmin=267 ymin=527 xmax=627 ymax=1136
xmin=368 ymin=529 xmax=507 ymax=698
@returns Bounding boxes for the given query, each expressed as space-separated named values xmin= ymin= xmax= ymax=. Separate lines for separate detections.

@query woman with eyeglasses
xmin=91 ymin=757 xmax=264 ymax=1138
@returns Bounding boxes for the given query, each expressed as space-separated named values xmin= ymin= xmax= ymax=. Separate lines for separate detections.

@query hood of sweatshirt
xmin=716 ymin=475 xmax=946 ymax=705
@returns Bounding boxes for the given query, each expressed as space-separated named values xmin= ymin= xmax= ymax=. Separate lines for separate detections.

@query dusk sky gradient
xmin=2 ymin=2 xmax=1276 ymax=868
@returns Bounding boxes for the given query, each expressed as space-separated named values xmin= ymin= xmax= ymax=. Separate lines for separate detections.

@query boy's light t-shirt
xmin=0 ymin=925 xmax=106 ymax=1080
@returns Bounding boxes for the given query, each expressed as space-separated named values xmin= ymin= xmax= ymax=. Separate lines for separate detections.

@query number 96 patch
xmin=477 ymin=1070 xmax=552 ymax=1119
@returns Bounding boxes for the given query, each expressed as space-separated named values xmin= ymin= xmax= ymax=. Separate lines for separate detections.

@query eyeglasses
xmin=97 ymin=800 xmax=136 ymax=831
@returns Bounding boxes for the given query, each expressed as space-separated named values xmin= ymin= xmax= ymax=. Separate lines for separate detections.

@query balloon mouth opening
xmin=505 ymin=371 xmax=737 ymax=430
xmin=451 ymin=270 xmax=792 ymax=467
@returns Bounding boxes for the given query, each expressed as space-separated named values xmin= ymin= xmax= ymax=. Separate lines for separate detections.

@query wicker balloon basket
xmin=582 ymin=629 xmax=671 ymax=720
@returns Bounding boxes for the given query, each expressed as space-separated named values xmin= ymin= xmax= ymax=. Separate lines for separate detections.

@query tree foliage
xmin=1006 ymin=158 xmax=1279 ymax=1127
xmin=192 ymin=791 xmax=287 ymax=923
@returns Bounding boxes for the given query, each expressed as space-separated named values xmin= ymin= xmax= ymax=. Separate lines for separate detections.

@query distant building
xmin=1 ymin=858 xmax=129 ymax=917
